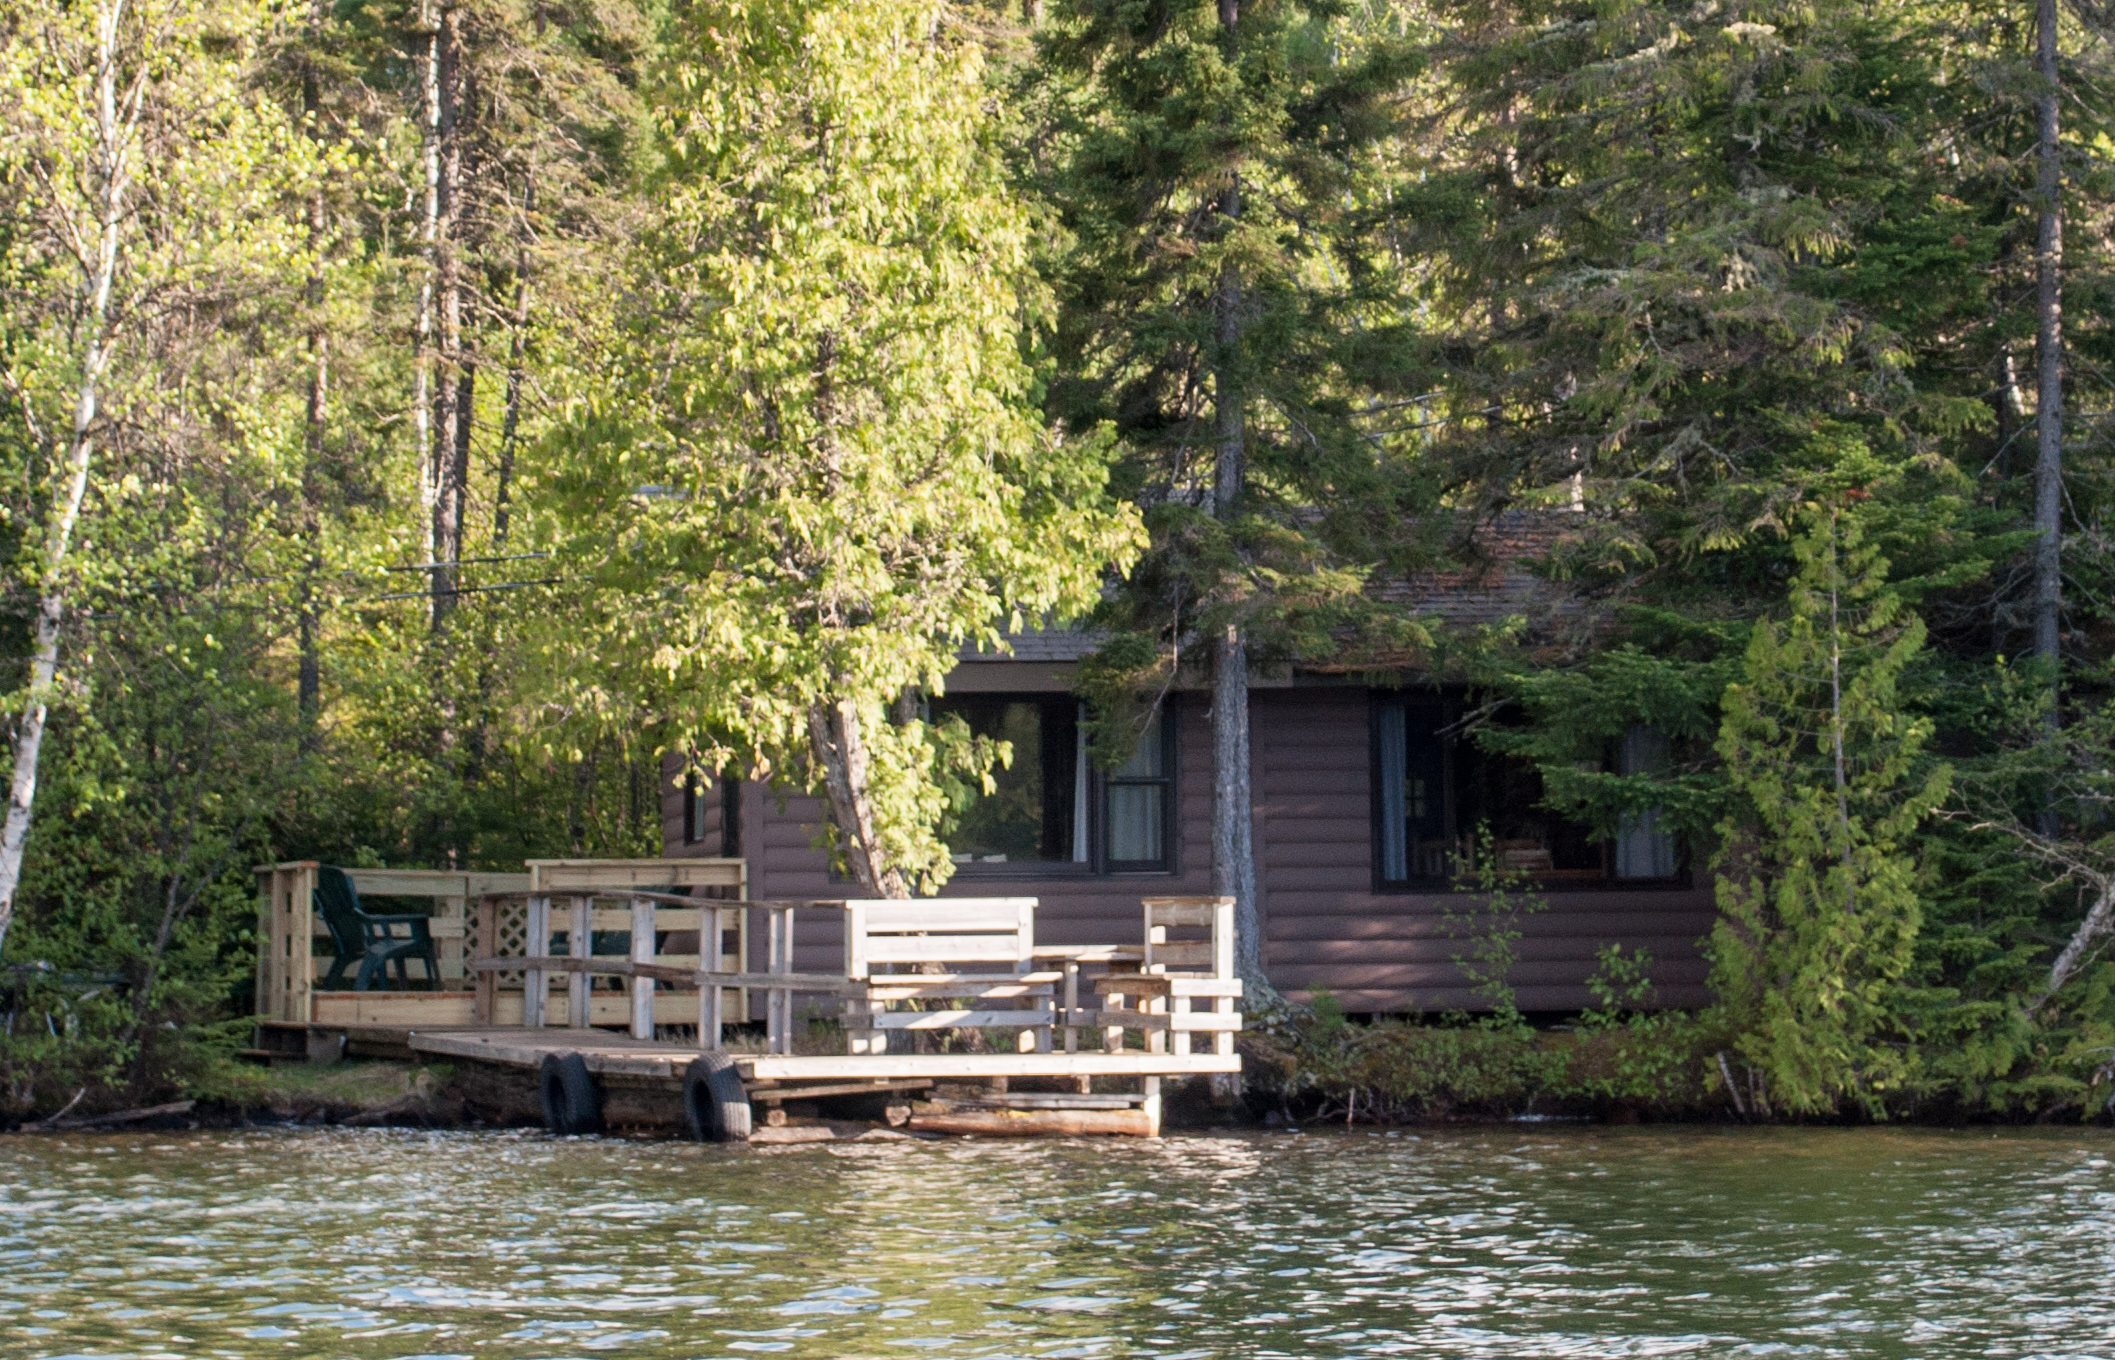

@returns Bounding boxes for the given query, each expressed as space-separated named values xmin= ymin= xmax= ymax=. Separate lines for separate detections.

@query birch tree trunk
xmin=429 ymin=0 xmax=466 ymax=634
xmin=0 ymin=0 xmax=136 ymax=959
xmin=297 ymin=0 xmax=328 ymax=736
xmin=807 ymin=701 xmax=908 ymax=899
xmin=2034 ymin=877 xmax=2115 ymax=1014
xmin=2033 ymin=0 xmax=2064 ymax=699
xmin=414 ymin=0 xmax=439 ymax=555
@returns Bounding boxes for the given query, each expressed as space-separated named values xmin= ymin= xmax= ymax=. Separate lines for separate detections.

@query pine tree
xmin=1710 ymin=501 xmax=1949 ymax=1115
xmin=1033 ymin=0 xmax=1425 ymax=987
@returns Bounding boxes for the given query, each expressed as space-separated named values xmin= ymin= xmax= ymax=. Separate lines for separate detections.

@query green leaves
xmin=551 ymin=0 xmax=1141 ymax=890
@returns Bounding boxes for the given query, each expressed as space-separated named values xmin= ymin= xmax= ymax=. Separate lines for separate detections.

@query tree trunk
xmin=2033 ymin=877 xmax=2114 ymax=1014
xmin=1210 ymin=0 xmax=1265 ymax=993
xmin=0 ymin=0 xmax=133 ymax=959
xmin=298 ymin=0 xmax=328 ymax=739
xmin=414 ymin=0 xmax=439 ymax=554
xmin=491 ymin=186 xmax=531 ymax=554
xmin=807 ymin=700 xmax=907 ymax=898
xmin=429 ymin=0 xmax=466 ymax=633
xmin=2033 ymin=0 xmax=2064 ymax=699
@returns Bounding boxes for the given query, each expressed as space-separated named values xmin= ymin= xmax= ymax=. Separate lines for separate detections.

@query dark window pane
xmin=1376 ymin=702 xmax=1450 ymax=883
xmin=1458 ymin=728 xmax=1602 ymax=878
xmin=931 ymin=697 xmax=1077 ymax=864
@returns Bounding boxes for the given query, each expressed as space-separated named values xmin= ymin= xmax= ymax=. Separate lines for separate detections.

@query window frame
xmin=682 ymin=770 xmax=742 ymax=857
xmin=941 ymin=693 xmax=1179 ymax=879
xmin=1369 ymin=693 xmax=1686 ymax=894
xmin=1369 ymin=694 xmax=1459 ymax=893
xmin=1100 ymin=701 xmax=1178 ymax=874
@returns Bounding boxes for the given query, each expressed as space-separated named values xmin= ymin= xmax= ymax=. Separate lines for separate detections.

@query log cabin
xmin=662 ymin=514 xmax=1715 ymax=1015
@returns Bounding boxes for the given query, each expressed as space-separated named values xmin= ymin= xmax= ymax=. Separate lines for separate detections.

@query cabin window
xmin=1105 ymin=709 xmax=1171 ymax=868
xmin=1613 ymin=725 xmax=1676 ymax=879
xmin=683 ymin=772 xmax=742 ymax=856
xmin=929 ymin=694 xmax=1175 ymax=873
xmin=1373 ymin=697 xmax=1616 ymax=889
xmin=929 ymin=695 xmax=1084 ymax=864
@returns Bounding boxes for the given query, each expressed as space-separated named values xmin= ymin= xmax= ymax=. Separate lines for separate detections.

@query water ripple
xmin=0 ymin=1125 xmax=2110 ymax=1358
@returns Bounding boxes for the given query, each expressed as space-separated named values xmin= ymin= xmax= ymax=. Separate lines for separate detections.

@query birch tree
xmin=553 ymin=0 xmax=1141 ymax=896
xmin=0 ymin=0 xmax=315 ymax=958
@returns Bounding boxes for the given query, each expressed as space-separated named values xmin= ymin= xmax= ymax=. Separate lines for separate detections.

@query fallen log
xmin=27 ymin=1099 xmax=196 ymax=1132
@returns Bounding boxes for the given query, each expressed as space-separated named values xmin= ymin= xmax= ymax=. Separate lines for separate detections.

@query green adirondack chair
xmin=313 ymin=866 xmax=441 ymax=991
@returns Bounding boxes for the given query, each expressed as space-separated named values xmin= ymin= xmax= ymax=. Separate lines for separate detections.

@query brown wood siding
xmin=657 ymin=751 xmax=732 ymax=860
xmin=672 ymin=688 xmax=1717 ymax=1013
xmin=1252 ymin=688 xmax=1713 ymax=1013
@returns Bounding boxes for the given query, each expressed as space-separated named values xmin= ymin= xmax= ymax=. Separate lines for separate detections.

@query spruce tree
xmin=1710 ymin=502 xmax=1948 ymax=1115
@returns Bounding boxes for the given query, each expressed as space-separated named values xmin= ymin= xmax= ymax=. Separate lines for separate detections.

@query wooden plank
xmin=590 ymin=907 xmax=703 ymax=931
xmin=1094 ymin=1008 xmax=1243 ymax=1032
xmin=860 ymin=936 xmax=1029 ymax=964
xmin=527 ymin=858 xmax=744 ymax=892
xmin=863 ymin=978 xmax=1059 ymax=1000
xmin=735 ymin=1052 xmax=1240 ymax=1080
xmin=312 ymin=992 xmax=479 ymax=1026
xmin=1141 ymin=897 xmax=1233 ymax=926
xmin=854 ymin=900 xmax=1036 ymax=933
xmin=344 ymin=869 xmax=515 ymax=899
xmin=1089 ymin=975 xmax=1243 ymax=998
xmin=872 ymin=1009 xmax=1058 ymax=1029
xmin=1142 ymin=941 xmax=1215 ymax=968
xmin=748 ymin=1078 xmax=934 ymax=1102
xmin=908 ymin=1108 xmax=1153 ymax=1137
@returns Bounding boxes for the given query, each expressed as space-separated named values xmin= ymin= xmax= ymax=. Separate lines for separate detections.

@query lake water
xmin=1 ymin=1125 xmax=2110 ymax=1359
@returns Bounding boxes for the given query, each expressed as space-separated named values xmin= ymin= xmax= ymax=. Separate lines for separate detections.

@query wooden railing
xmin=471 ymin=894 xmax=851 ymax=1053
xmin=256 ymin=858 xmax=747 ymax=1029
xmin=457 ymin=890 xmax=1245 ymax=1063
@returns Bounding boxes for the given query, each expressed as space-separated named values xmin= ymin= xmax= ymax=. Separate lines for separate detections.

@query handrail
xmin=468 ymin=955 xmax=858 ymax=993
xmin=474 ymin=887 xmax=740 ymax=908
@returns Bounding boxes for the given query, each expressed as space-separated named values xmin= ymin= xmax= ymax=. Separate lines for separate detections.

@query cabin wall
xmin=659 ymin=690 xmax=1716 ymax=1012
xmin=1251 ymin=688 xmax=1713 ymax=1013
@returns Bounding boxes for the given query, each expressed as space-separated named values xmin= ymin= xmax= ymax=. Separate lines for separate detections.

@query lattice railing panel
xmin=489 ymin=895 xmax=529 ymax=988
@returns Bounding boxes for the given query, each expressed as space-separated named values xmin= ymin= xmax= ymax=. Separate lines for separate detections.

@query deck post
xmin=1062 ymin=962 xmax=1079 ymax=1053
xmin=290 ymin=863 xmax=317 ymax=1025
xmin=840 ymin=900 xmax=877 ymax=1055
xmin=473 ymin=895 xmax=498 ymax=1024
xmin=568 ymin=896 xmax=591 ymax=1029
xmin=766 ymin=904 xmax=796 ymax=1055
xmin=524 ymin=894 xmax=550 ymax=1028
xmin=700 ymin=905 xmax=725 ymax=1050
xmin=1212 ymin=897 xmax=1237 ymax=1058
xmin=1141 ymin=1075 xmax=1162 ymax=1137
xmin=631 ymin=895 xmax=656 ymax=1040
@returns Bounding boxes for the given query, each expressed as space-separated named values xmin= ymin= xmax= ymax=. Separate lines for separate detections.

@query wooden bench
xmin=837 ymin=899 xmax=1058 ymax=1056
xmin=1094 ymin=896 xmax=1243 ymax=1058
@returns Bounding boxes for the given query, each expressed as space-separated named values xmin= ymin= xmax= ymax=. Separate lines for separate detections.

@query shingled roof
xmin=956 ymin=511 xmax=1585 ymax=667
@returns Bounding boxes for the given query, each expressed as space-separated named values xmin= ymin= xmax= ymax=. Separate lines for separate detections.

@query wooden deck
xmin=407 ymin=1026 xmax=1239 ymax=1084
